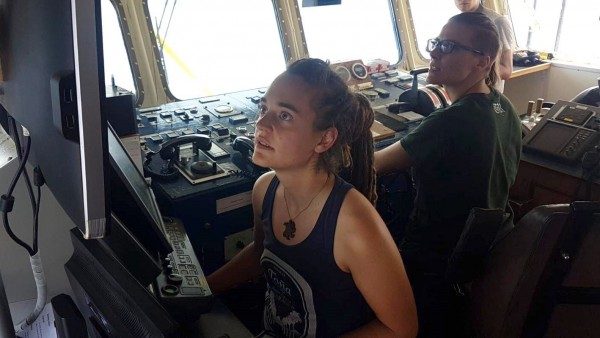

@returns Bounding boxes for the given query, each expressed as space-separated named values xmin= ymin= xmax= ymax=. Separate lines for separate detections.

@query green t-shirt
xmin=400 ymin=88 xmax=522 ymax=268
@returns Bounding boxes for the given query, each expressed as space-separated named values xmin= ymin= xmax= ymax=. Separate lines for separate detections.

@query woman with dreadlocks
xmin=208 ymin=58 xmax=417 ymax=337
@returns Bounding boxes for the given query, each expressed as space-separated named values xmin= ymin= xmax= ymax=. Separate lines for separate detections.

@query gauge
xmin=214 ymin=105 xmax=233 ymax=114
xmin=351 ymin=62 xmax=368 ymax=80
xmin=334 ymin=66 xmax=352 ymax=83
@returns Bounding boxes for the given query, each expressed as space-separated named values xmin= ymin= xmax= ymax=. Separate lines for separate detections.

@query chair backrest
xmin=571 ymin=77 xmax=600 ymax=107
xmin=445 ymin=207 xmax=506 ymax=284
xmin=468 ymin=203 xmax=600 ymax=337
xmin=544 ymin=203 xmax=600 ymax=337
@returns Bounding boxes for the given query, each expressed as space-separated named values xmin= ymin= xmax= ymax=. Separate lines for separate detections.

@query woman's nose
xmin=255 ymin=111 xmax=271 ymax=129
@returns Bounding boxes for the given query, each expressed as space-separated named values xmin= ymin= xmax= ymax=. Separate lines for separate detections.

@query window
xmin=508 ymin=0 xmax=600 ymax=66
xmin=102 ymin=0 xmax=135 ymax=94
xmin=146 ymin=0 xmax=286 ymax=100
xmin=299 ymin=0 xmax=400 ymax=65
xmin=408 ymin=0 xmax=459 ymax=60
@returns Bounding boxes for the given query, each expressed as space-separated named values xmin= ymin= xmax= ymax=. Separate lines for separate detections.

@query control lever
xmin=399 ymin=67 xmax=429 ymax=106
xmin=391 ymin=68 xmax=428 ymax=114
xmin=394 ymin=67 xmax=448 ymax=116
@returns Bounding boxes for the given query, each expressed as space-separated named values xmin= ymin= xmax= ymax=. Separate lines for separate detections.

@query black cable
xmin=32 ymin=185 xmax=41 ymax=254
xmin=8 ymin=118 xmax=37 ymax=212
xmin=1 ymin=154 xmax=35 ymax=256
xmin=11 ymin=118 xmax=42 ymax=255
xmin=1 ymin=117 xmax=36 ymax=256
xmin=9 ymin=119 xmax=38 ymax=230
xmin=32 ymin=168 xmax=44 ymax=254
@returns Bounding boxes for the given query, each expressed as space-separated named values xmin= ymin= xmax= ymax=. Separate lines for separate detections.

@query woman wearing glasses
xmin=375 ymin=12 xmax=522 ymax=337
xmin=455 ymin=0 xmax=515 ymax=92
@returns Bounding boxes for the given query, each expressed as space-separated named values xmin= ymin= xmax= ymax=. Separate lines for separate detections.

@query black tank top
xmin=260 ymin=175 xmax=373 ymax=337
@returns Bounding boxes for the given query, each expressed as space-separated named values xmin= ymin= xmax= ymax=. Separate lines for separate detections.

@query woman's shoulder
xmin=431 ymin=99 xmax=478 ymax=119
xmin=252 ymin=171 xmax=277 ymax=203
xmin=338 ymin=189 xmax=386 ymax=237
xmin=254 ymin=170 xmax=276 ymax=187
xmin=335 ymin=189 xmax=393 ymax=266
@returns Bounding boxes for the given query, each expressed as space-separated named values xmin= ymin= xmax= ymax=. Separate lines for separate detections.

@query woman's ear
xmin=315 ymin=127 xmax=338 ymax=154
xmin=476 ymin=55 xmax=493 ymax=72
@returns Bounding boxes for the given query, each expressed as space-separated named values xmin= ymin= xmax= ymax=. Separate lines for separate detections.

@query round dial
xmin=214 ymin=105 xmax=233 ymax=114
xmin=334 ymin=66 xmax=352 ymax=83
xmin=351 ymin=62 xmax=368 ymax=80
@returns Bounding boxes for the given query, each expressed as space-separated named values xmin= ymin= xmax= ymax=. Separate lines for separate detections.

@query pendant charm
xmin=283 ymin=219 xmax=296 ymax=240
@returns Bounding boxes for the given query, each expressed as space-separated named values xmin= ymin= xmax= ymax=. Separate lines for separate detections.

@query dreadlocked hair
xmin=449 ymin=12 xmax=500 ymax=88
xmin=285 ymin=58 xmax=377 ymax=204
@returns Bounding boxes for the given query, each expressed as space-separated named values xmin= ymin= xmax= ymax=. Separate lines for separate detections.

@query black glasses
xmin=426 ymin=38 xmax=485 ymax=56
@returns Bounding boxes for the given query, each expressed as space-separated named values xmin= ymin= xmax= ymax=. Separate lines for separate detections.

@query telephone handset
xmin=232 ymin=136 xmax=268 ymax=175
xmin=159 ymin=134 xmax=211 ymax=159
xmin=144 ymin=134 xmax=211 ymax=180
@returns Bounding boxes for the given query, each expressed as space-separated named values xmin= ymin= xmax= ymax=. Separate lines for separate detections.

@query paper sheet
xmin=18 ymin=303 xmax=56 ymax=338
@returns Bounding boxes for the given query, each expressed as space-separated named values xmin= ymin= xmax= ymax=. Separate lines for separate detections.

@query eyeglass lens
xmin=427 ymin=39 xmax=453 ymax=53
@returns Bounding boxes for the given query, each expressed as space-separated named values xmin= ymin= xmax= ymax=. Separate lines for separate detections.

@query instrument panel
xmin=524 ymin=100 xmax=600 ymax=165
xmin=135 ymin=62 xmax=440 ymax=271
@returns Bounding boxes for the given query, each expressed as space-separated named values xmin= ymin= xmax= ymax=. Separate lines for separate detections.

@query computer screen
xmin=0 ymin=0 xmax=110 ymax=238
xmin=64 ymin=126 xmax=212 ymax=337
xmin=61 ymin=126 xmax=179 ymax=337
xmin=107 ymin=124 xmax=172 ymax=259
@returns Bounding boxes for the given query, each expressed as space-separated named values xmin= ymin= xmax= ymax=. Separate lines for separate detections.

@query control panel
xmin=138 ymin=88 xmax=268 ymax=273
xmin=135 ymin=63 xmax=442 ymax=272
xmin=155 ymin=216 xmax=213 ymax=322
xmin=524 ymin=100 xmax=600 ymax=164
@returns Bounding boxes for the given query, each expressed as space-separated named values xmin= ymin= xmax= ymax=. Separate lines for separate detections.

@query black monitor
xmin=106 ymin=123 xmax=172 ymax=263
xmin=64 ymin=126 xmax=180 ymax=337
xmin=64 ymin=125 xmax=217 ymax=337
xmin=0 ymin=1 xmax=213 ymax=335
xmin=0 ymin=0 xmax=109 ymax=238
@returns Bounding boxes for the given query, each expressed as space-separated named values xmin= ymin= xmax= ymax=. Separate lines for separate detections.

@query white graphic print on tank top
xmin=261 ymin=249 xmax=317 ymax=337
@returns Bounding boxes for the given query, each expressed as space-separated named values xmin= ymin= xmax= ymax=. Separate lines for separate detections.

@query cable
xmin=31 ymin=167 xmax=44 ymax=254
xmin=32 ymin=183 xmax=42 ymax=254
xmin=8 ymin=117 xmax=37 ymax=218
xmin=13 ymin=252 xmax=47 ymax=334
xmin=0 ymin=116 xmax=47 ymax=334
xmin=1 ymin=120 xmax=35 ymax=256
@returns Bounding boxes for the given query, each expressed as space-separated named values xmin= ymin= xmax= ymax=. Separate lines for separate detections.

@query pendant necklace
xmin=282 ymin=174 xmax=330 ymax=240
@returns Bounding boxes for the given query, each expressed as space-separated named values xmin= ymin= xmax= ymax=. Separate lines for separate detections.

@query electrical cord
xmin=9 ymin=117 xmax=38 ymax=229
xmin=13 ymin=252 xmax=47 ymax=334
xmin=1 ymin=122 xmax=35 ymax=256
xmin=32 ymin=183 xmax=42 ymax=254
xmin=0 ymin=116 xmax=46 ymax=334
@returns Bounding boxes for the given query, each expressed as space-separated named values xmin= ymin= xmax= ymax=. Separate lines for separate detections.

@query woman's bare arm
xmin=206 ymin=171 xmax=273 ymax=294
xmin=336 ymin=190 xmax=418 ymax=337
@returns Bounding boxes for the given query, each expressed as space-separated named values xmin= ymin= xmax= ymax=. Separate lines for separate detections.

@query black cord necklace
xmin=282 ymin=174 xmax=330 ymax=240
